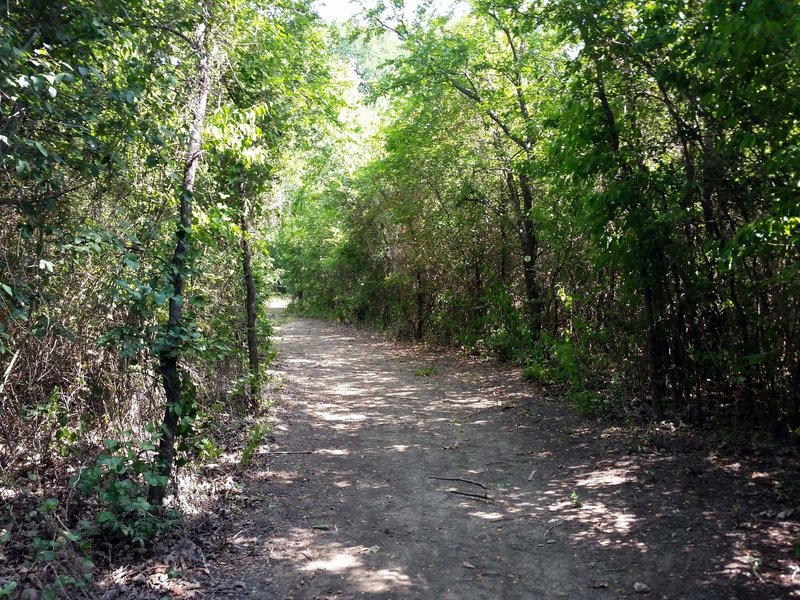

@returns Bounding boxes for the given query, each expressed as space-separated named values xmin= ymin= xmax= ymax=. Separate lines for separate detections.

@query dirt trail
xmin=216 ymin=313 xmax=800 ymax=599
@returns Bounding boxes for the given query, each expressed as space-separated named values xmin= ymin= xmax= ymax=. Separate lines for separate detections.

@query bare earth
xmin=214 ymin=314 xmax=800 ymax=599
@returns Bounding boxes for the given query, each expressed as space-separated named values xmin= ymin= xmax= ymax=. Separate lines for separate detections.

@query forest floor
xmin=106 ymin=307 xmax=800 ymax=599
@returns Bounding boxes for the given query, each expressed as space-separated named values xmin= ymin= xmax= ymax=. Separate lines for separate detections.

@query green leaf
xmin=41 ymin=498 xmax=59 ymax=512
xmin=96 ymin=511 xmax=116 ymax=524
xmin=123 ymin=253 xmax=139 ymax=269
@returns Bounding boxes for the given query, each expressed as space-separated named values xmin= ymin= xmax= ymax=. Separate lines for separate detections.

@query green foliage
xmin=241 ymin=420 xmax=271 ymax=467
xmin=522 ymin=356 xmax=549 ymax=385
xmin=414 ymin=366 xmax=438 ymax=377
xmin=0 ymin=496 xmax=97 ymax=598
xmin=273 ymin=0 xmax=800 ymax=433
xmin=480 ymin=283 xmax=530 ymax=361
xmin=76 ymin=433 xmax=174 ymax=546
xmin=567 ymin=389 xmax=606 ymax=419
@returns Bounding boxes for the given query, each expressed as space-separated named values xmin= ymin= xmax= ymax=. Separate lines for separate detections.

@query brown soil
xmin=211 ymin=314 xmax=800 ymax=599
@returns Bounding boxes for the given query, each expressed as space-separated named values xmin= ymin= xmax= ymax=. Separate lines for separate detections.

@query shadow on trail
xmin=221 ymin=314 xmax=799 ymax=599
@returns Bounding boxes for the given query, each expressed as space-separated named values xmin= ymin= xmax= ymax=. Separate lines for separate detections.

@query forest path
xmin=215 ymin=312 xmax=798 ymax=599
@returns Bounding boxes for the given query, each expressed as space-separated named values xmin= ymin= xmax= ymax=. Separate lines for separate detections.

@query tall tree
xmin=149 ymin=5 xmax=214 ymax=505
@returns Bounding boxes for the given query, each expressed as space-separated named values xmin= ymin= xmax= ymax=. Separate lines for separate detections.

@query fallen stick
xmin=272 ymin=450 xmax=315 ymax=455
xmin=460 ymin=404 xmax=503 ymax=420
xmin=527 ymin=469 xmax=537 ymax=481
xmin=429 ymin=476 xmax=488 ymax=490
xmin=449 ymin=490 xmax=496 ymax=504
xmin=543 ymin=518 xmax=567 ymax=537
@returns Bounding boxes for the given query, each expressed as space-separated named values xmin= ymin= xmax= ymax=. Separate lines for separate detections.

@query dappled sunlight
xmin=330 ymin=385 xmax=370 ymax=396
xmin=317 ymin=448 xmax=350 ymax=456
xmin=574 ymin=467 xmax=633 ymax=488
xmin=266 ymin=297 xmax=290 ymax=310
xmin=317 ymin=412 xmax=368 ymax=422
xmin=386 ymin=444 xmax=411 ymax=452
xmin=261 ymin=525 xmax=420 ymax=595
xmin=303 ymin=551 xmax=361 ymax=573
xmin=577 ymin=502 xmax=639 ymax=534
xmin=226 ymin=317 xmax=800 ymax=599
xmin=470 ymin=510 xmax=506 ymax=520
xmin=356 ymin=568 xmax=414 ymax=593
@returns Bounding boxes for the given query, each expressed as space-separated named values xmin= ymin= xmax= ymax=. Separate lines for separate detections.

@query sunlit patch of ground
xmin=574 ymin=467 xmax=634 ymax=489
xmin=267 ymin=297 xmax=291 ymax=310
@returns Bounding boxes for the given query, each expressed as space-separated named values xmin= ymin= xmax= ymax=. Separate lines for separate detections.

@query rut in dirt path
xmin=216 ymin=314 xmax=799 ymax=599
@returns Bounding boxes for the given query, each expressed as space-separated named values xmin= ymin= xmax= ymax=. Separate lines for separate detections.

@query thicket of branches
xmin=0 ymin=0 xmax=334 ymax=592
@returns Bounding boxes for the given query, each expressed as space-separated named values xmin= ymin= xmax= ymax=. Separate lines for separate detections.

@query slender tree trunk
xmin=520 ymin=228 xmax=542 ymax=338
xmin=789 ymin=359 xmax=800 ymax=431
xmin=149 ymin=22 xmax=212 ymax=506
xmin=414 ymin=269 xmax=425 ymax=340
xmin=643 ymin=275 xmax=666 ymax=420
xmin=240 ymin=198 xmax=260 ymax=404
xmin=504 ymin=169 xmax=542 ymax=338
xmin=671 ymin=274 xmax=690 ymax=418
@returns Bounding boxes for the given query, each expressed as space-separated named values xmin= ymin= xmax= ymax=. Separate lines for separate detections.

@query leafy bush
xmin=241 ymin=420 xmax=271 ymax=467
xmin=75 ymin=433 xmax=174 ymax=547
xmin=567 ymin=388 xmax=607 ymax=418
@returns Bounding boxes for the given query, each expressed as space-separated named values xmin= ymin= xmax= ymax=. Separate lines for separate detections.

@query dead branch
xmin=461 ymin=402 xmax=515 ymax=420
xmin=544 ymin=518 xmax=567 ymax=537
xmin=449 ymin=490 xmax=496 ymax=504
xmin=429 ymin=476 xmax=488 ymax=490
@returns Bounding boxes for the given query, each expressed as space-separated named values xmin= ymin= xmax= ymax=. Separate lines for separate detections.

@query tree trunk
xmin=149 ymin=21 xmax=212 ymax=506
xmin=643 ymin=277 xmax=666 ymax=420
xmin=240 ymin=198 xmax=260 ymax=404
xmin=789 ymin=359 xmax=800 ymax=432
xmin=414 ymin=269 xmax=425 ymax=340
xmin=504 ymin=169 xmax=542 ymax=339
